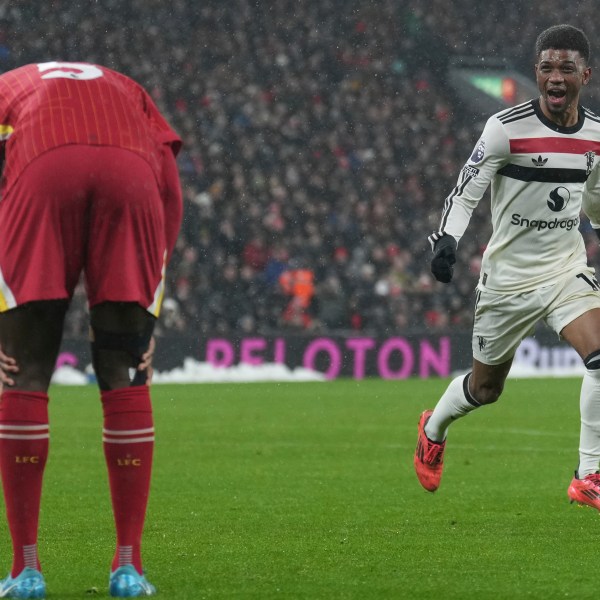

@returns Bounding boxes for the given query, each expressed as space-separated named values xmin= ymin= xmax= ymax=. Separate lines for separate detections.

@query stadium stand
xmin=2 ymin=0 xmax=600 ymax=335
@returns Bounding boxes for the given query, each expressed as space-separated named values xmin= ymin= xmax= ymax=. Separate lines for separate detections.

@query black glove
xmin=430 ymin=233 xmax=457 ymax=283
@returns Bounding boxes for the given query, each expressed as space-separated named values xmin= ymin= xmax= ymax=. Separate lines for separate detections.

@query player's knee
xmin=90 ymin=304 xmax=155 ymax=391
xmin=8 ymin=365 xmax=53 ymax=392
xmin=0 ymin=300 xmax=67 ymax=392
xmin=91 ymin=328 xmax=153 ymax=390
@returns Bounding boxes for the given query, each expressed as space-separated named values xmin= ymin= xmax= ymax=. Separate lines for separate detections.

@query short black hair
xmin=535 ymin=24 xmax=590 ymax=63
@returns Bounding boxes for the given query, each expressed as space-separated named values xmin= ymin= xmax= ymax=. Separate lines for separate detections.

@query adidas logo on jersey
xmin=532 ymin=155 xmax=548 ymax=167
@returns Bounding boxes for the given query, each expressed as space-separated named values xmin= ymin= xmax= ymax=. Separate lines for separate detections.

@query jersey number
xmin=37 ymin=61 xmax=103 ymax=81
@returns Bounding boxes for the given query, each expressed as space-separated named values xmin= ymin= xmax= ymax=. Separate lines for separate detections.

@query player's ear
xmin=583 ymin=66 xmax=592 ymax=85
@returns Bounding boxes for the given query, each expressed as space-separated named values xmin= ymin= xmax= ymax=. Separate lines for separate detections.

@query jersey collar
xmin=531 ymin=97 xmax=585 ymax=134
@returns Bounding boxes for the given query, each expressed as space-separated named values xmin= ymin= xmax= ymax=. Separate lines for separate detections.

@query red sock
xmin=0 ymin=391 xmax=49 ymax=576
xmin=101 ymin=387 xmax=154 ymax=574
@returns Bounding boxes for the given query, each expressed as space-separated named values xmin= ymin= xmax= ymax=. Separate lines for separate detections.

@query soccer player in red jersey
xmin=0 ymin=61 xmax=183 ymax=598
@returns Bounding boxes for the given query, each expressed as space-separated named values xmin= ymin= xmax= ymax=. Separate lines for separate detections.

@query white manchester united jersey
xmin=436 ymin=98 xmax=600 ymax=293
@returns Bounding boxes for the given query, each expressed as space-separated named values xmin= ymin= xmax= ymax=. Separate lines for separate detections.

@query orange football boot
xmin=414 ymin=410 xmax=446 ymax=492
xmin=568 ymin=472 xmax=600 ymax=511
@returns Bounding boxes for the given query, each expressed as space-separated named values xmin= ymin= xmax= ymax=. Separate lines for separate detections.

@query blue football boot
xmin=0 ymin=567 xmax=45 ymax=598
xmin=109 ymin=565 xmax=156 ymax=597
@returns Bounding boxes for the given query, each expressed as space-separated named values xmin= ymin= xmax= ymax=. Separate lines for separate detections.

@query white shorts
xmin=472 ymin=267 xmax=600 ymax=365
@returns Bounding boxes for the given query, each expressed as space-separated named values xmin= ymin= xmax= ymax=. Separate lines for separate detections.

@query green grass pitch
xmin=1 ymin=377 xmax=596 ymax=599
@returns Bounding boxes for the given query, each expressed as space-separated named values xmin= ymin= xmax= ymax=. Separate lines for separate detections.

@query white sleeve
xmin=435 ymin=116 xmax=509 ymax=244
xmin=582 ymin=161 xmax=600 ymax=230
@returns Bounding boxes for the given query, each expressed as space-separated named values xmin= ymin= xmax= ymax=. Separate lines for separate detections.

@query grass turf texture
xmin=0 ymin=378 xmax=594 ymax=599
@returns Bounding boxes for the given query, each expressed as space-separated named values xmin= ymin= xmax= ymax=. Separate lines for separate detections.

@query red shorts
xmin=0 ymin=145 xmax=168 ymax=315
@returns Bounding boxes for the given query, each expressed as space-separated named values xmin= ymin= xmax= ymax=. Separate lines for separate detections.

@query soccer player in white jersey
xmin=414 ymin=24 xmax=600 ymax=510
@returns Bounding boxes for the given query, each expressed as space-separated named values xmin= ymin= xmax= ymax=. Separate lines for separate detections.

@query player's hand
xmin=430 ymin=233 xmax=457 ymax=283
xmin=0 ymin=344 xmax=18 ymax=393
xmin=137 ymin=336 xmax=155 ymax=385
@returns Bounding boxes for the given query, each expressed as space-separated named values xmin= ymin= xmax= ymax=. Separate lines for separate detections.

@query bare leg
xmin=425 ymin=357 xmax=513 ymax=442
xmin=0 ymin=300 xmax=68 ymax=391
xmin=89 ymin=302 xmax=154 ymax=390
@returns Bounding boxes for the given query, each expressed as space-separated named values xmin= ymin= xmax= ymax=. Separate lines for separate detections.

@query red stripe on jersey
xmin=510 ymin=137 xmax=600 ymax=154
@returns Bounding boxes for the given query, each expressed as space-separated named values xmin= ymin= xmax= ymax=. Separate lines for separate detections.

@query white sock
xmin=578 ymin=368 xmax=600 ymax=477
xmin=424 ymin=373 xmax=480 ymax=442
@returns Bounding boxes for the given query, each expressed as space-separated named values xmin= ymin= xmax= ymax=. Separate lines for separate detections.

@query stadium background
xmin=3 ymin=1 xmax=600 ymax=377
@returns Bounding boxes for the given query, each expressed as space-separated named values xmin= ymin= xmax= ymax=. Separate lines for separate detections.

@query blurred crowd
xmin=2 ymin=0 xmax=600 ymax=336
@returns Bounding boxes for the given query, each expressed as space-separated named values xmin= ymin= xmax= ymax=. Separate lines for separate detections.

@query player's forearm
xmin=436 ymin=198 xmax=475 ymax=244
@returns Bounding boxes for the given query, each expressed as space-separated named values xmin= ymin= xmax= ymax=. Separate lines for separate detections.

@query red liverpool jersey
xmin=0 ymin=61 xmax=181 ymax=192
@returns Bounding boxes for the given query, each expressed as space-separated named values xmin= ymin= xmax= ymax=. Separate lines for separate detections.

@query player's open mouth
xmin=547 ymin=89 xmax=566 ymax=105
